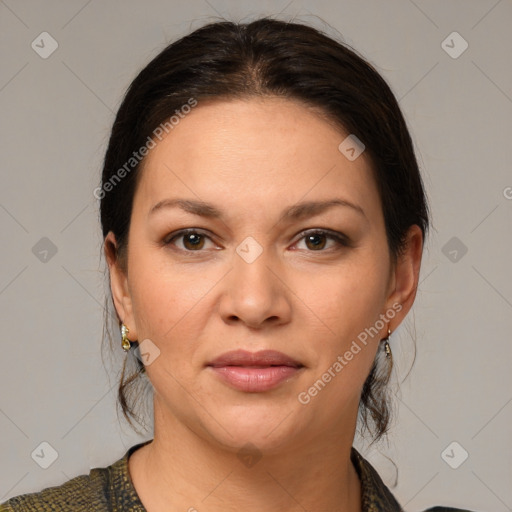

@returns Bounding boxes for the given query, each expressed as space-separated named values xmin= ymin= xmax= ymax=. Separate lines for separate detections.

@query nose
xmin=218 ymin=244 xmax=292 ymax=329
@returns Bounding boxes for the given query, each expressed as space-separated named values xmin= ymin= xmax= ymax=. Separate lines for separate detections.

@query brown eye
xmin=165 ymin=229 xmax=214 ymax=251
xmin=182 ymin=232 xmax=205 ymax=250
xmin=294 ymin=229 xmax=349 ymax=252
xmin=304 ymin=233 xmax=327 ymax=250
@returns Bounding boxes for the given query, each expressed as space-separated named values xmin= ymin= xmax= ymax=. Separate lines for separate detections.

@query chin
xmin=196 ymin=399 xmax=309 ymax=455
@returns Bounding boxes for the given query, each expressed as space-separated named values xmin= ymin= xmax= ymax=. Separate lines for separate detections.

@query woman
xmin=1 ymin=17 xmax=477 ymax=512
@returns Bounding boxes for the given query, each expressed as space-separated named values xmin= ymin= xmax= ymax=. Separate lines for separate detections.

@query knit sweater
xmin=0 ymin=440 xmax=476 ymax=512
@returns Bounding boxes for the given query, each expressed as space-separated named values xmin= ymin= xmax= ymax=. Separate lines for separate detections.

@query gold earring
xmin=121 ymin=324 xmax=131 ymax=352
xmin=382 ymin=327 xmax=392 ymax=358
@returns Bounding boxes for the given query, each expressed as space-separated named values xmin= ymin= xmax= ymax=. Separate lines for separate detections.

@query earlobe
xmin=386 ymin=225 xmax=424 ymax=324
xmin=104 ymin=232 xmax=137 ymax=341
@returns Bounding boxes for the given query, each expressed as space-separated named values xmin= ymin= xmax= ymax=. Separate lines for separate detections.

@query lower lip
xmin=208 ymin=366 xmax=302 ymax=392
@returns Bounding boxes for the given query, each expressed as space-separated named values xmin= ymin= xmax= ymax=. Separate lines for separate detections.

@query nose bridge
xmin=220 ymin=236 xmax=289 ymax=327
xmin=233 ymin=238 xmax=277 ymax=303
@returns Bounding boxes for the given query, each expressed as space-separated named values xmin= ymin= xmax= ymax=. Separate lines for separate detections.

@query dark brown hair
xmin=100 ymin=17 xmax=429 ymax=442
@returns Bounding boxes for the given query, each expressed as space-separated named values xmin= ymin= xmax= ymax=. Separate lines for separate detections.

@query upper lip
xmin=207 ymin=349 xmax=304 ymax=368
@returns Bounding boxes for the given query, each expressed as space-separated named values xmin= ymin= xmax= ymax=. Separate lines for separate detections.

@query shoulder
xmin=0 ymin=467 xmax=110 ymax=512
xmin=0 ymin=441 xmax=151 ymax=512
xmin=350 ymin=447 xmax=479 ymax=512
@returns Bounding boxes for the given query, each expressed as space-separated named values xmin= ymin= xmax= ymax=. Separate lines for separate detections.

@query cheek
xmin=304 ymin=256 xmax=389 ymax=334
xmin=127 ymin=245 xmax=220 ymax=361
xmin=297 ymin=274 xmax=387 ymax=419
xmin=131 ymin=272 xmax=198 ymax=333
xmin=296 ymin=249 xmax=390 ymax=390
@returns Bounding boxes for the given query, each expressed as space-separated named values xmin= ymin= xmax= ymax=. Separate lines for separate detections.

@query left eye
xmin=293 ymin=230 xmax=348 ymax=251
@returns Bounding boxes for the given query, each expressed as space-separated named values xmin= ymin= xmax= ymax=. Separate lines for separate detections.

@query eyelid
xmin=292 ymin=228 xmax=351 ymax=250
xmin=163 ymin=228 xmax=218 ymax=247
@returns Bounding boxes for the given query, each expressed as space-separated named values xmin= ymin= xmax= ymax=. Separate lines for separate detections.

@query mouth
xmin=206 ymin=349 xmax=305 ymax=392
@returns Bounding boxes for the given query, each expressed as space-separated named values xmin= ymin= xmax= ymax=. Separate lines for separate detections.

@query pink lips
xmin=207 ymin=349 xmax=304 ymax=392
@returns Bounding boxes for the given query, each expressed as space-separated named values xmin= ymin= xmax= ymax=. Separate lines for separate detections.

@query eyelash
xmin=163 ymin=228 xmax=350 ymax=254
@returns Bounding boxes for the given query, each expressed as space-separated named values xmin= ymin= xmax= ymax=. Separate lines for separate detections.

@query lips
xmin=208 ymin=349 xmax=303 ymax=368
xmin=206 ymin=349 xmax=304 ymax=392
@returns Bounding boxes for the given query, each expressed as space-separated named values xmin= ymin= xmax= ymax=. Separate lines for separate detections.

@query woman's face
xmin=107 ymin=97 xmax=421 ymax=454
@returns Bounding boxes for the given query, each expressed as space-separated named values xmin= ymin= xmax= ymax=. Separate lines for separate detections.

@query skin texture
xmin=105 ymin=97 xmax=423 ymax=512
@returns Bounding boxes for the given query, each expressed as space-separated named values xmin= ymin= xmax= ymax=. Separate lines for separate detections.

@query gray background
xmin=1 ymin=1 xmax=511 ymax=510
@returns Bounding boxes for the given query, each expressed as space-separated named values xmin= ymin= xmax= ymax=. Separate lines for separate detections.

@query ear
xmin=104 ymin=231 xmax=138 ymax=341
xmin=384 ymin=224 xmax=424 ymax=328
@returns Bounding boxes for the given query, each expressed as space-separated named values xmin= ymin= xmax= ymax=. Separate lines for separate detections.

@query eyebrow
xmin=149 ymin=198 xmax=367 ymax=222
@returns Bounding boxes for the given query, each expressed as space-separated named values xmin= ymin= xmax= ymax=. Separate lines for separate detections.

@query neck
xmin=129 ymin=400 xmax=362 ymax=512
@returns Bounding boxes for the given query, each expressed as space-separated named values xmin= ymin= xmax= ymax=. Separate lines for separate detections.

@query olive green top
xmin=0 ymin=440 xmax=476 ymax=511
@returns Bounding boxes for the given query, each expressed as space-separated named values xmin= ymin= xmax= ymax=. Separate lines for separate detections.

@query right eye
xmin=164 ymin=229 xmax=217 ymax=252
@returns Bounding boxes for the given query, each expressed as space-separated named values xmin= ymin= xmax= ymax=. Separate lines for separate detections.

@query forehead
xmin=134 ymin=97 xmax=381 ymax=221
